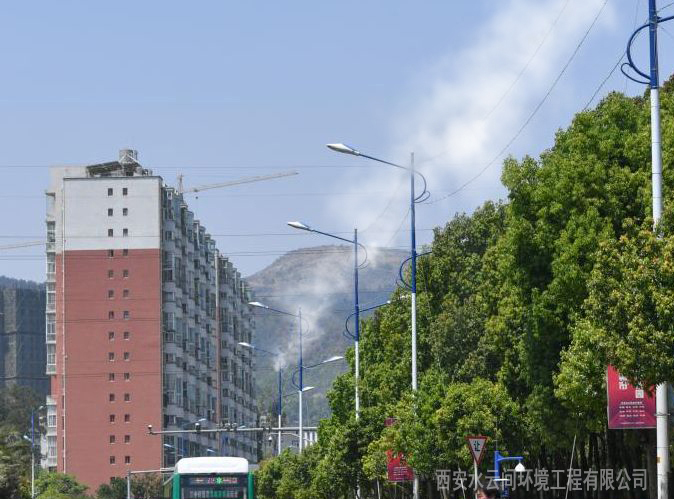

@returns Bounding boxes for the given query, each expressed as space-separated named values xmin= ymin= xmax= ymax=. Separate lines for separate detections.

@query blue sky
xmin=0 ymin=0 xmax=672 ymax=281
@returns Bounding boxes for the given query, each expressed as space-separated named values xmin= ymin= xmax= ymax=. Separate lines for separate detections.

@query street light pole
xmin=237 ymin=342 xmax=285 ymax=456
xmin=287 ymin=222 xmax=364 ymax=419
xmin=30 ymin=410 xmax=35 ymax=499
xmin=327 ymin=144 xmax=428 ymax=499
xmin=353 ymin=228 xmax=360 ymax=418
xmin=278 ymin=369 xmax=283 ymax=456
xmin=248 ymin=302 xmax=307 ymax=453
xmin=409 ymin=153 xmax=418 ymax=396
xmin=622 ymin=3 xmax=674 ymax=498
xmin=298 ymin=308 xmax=303 ymax=453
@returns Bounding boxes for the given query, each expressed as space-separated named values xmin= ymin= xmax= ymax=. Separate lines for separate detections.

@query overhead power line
xmin=426 ymin=0 xmax=611 ymax=205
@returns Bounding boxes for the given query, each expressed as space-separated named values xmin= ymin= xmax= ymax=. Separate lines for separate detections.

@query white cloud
xmin=330 ymin=0 xmax=616 ymax=248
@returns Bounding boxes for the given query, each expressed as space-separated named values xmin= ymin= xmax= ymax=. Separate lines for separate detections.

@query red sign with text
xmin=385 ymin=418 xmax=415 ymax=482
xmin=607 ymin=365 xmax=656 ymax=429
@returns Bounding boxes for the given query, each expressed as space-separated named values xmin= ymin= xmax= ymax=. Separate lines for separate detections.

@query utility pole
xmin=623 ymin=2 xmax=674 ymax=497
xmin=648 ymin=3 xmax=669 ymax=496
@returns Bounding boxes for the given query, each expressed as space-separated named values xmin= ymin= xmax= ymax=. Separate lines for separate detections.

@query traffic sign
xmin=465 ymin=435 xmax=489 ymax=465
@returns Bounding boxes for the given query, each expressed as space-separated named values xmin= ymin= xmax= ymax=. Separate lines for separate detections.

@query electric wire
xmin=583 ymin=52 xmax=625 ymax=111
xmin=426 ymin=0 xmax=611 ymax=205
xmin=482 ymin=0 xmax=573 ymax=121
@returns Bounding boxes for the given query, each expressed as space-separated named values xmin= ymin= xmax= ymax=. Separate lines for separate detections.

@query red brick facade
xmin=52 ymin=248 xmax=162 ymax=489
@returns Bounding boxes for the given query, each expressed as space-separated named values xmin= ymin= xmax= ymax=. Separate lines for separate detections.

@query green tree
xmin=35 ymin=472 xmax=89 ymax=499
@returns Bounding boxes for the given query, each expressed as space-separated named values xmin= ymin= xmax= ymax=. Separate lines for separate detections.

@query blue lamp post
xmin=327 ymin=143 xmax=429 ymax=499
xmin=621 ymin=3 xmax=674 ymax=497
xmin=249 ymin=301 xmax=306 ymax=451
xmin=493 ymin=449 xmax=525 ymax=496
xmin=238 ymin=342 xmax=285 ymax=456
xmin=287 ymin=221 xmax=367 ymax=420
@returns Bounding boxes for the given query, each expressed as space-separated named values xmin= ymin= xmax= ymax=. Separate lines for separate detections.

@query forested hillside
xmin=247 ymin=246 xmax=407 ymax=424
xmin=256 ymin=79 xmax=674 ymax=499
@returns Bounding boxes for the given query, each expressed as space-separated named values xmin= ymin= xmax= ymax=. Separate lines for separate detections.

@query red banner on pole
xmin=607 ymin=365 xmax=656 ymax=429
xmin=385 ymin=418 xmax=415 ymax=482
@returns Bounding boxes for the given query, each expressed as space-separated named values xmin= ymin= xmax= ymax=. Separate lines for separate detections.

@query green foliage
xmin=96 ymin=474 xmax=162 ymax=499
xmin=255 ymin=78 xmax=674 ymax=497
xmin=0 ymin=386 xmax=42 ymax=499
xmin=35 ymin=472 xmax=89 ymax=499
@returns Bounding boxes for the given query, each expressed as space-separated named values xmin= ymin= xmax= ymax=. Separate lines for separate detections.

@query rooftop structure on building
xmin=43 ymin=149 xmax=258 ymax=488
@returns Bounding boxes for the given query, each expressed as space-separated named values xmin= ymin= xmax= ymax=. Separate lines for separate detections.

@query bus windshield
xmin=179 ymin=474 xmax=248 ymax=499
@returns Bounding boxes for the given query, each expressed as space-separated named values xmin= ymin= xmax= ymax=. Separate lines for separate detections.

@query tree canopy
xmin=255 ymin=78 xmax=674 ymax=499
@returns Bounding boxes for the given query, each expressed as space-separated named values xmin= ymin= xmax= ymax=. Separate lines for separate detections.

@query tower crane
xmin=177 ymin=171 xmax=298 ymax=194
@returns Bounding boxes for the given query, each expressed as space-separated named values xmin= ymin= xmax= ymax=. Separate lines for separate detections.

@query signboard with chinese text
xmin=607 ymin=365 xmax=656 ymax=429
xmin=385 ymin=417 xmax=415 ymax=482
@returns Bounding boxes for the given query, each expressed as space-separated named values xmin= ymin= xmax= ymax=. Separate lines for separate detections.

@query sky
xmin=1 ymin=0 xmax=673 ymax=283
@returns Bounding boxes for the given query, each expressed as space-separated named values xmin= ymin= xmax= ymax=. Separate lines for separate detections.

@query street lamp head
xmin=238 ymin=342 xmax=254 ymax=349
xmin=287 ymin=221 xmax=311 ymax=231
xmin=322 ymin=355 xmax=344 ymax=364
xmin=302 ymin=386 xmax=315 ymax=392
xmin=514 ymin=462 xmax=526 ymax=473
xmin=163 ymin=443 xmax=174 ymax=449
xmin=326 ymin=143 xmax=360 ymax=156
xmin=248 ymin=301 xmax=268 ymax=309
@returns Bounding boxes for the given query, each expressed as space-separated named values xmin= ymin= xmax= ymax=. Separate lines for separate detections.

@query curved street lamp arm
xmin=623 ymin=14 xmax=674 ymax=87
xmin=241 ymin=344 xmax=279 ymax=357
xmin=624 ymin=20 xmax=652 ymax=83
xmin=345 ymin=301 xmax=392 ymax=334
xmin=398 ymin=251 xmax=433 ymax=290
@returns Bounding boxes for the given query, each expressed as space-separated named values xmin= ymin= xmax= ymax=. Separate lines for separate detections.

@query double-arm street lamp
xmin=238 ymin=342 xmax=285 ymax=455
xmin=288 ymin=221 xmax=367 ymax=419
xmin=327 ymin=143 xmax=429 ymax=499
xmin=622 ymin=3 xmax=674 ymax=497
xmin=248 ymin=301 xmax=308 ymax=452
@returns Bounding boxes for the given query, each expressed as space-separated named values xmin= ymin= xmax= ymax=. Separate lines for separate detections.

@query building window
xmin=109 ymin=393 xmax=115 ymax=402
xmin=122 ymin=249 xmax=128 ymax=256
xmin=124 ymin=393 xmax=130 ymax=402
xmin=108 ymin=208 xmax=113 ymax=217
xmin=108 ymin=290 xmax=114 ymax=299
xmin=108 ymin=373 xmax=115 ymax=381
xmin=109 ymin=352 xmax=115 ymax=361
xmin=123 ymin=352 xmax=130 ymax=361
xmin=110 ymin=456 xmax=116 ymax=464
xmin=108 ymin=229 xmax=114 ymax=237
xmin=108 ymin=249 xmax=114 ymax=257
xmin=108 ymin=331 xmax=115 ymax=341
xmin=123 ymin=331 xmax=130 ymax=340
xmin=108 ymin=311 xmax=115 ymax=320
xmin=125 ymin=456 xmax=131 ymax=464
xmin=109 ymin=414 xmax=116 ymax=423
xmin=109 ymin=435 xmax=116 ymax=444
xmin=124 ymin=414 xmax=130 ymax=422
xmin=123 ymin=228 xmax=128 ymax=237
xmin=123 ymin=311 xmax=130 ymax=320
xmin=123 ymin=270 xmax=129 ymax=278
xmin=122 ymin=188 xmax=128 ymax=196
xmin=123 ymin=289 xmax=130 ymax=298
xmin=108 ymin=269 xmax=114 ymax=279
xmin=124 ymin=372 xmax=130 ymax=381
xmin=123 ymin=208 xmax=128 ymax=216
xmin=108 ymin=188 xmax=113 ymax=196
xmin=124 ymin=435 xmax=131 ymax=443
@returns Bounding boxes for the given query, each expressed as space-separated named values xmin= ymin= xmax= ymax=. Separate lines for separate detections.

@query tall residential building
xmin=44 ymin=150 xmax=257 ymax=489
xmin=0 ymin=286 xmax=48 ymax=395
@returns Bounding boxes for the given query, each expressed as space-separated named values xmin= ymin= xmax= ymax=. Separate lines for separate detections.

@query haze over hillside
xmin=246 ymin=245 xmax=407 ymax=424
